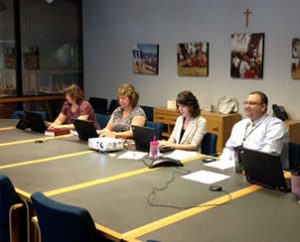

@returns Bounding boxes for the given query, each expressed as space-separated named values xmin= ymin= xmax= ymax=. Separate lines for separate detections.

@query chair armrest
xmin=9 ymin=203 xmax=24 ymax=242
xmin=31 ymin=216 xmax=41 ymax=242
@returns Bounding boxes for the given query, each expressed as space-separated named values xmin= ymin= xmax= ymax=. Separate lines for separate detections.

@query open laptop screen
xmin=132 ymin=125 xmax=156 ymax=152
xmin=236 ymin=146 xmax=291 ymax=192
xmin=73 ymin=119 xmax=98 ymax=141
xmin=24 ymin=111 xmax=47 ymax=133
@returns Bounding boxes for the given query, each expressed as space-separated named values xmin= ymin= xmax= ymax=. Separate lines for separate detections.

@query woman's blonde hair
xmin=118 ymin=83 xmax=139 ymax=107
xmin=63 ymin=84 xmax=85 ymax=104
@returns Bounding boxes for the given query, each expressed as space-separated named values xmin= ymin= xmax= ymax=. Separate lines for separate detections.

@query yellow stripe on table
xmin=0 ymin=126 xmax=16 ymax=131
xmin=122 ymin=185 xmax=262 ymax=241
xmin=0 ymin=134 xmax=73 ymax=147
xmin=44 ymin=154 xmax=204 ymax=197
xmin=0 ymin=150 xmax=94 ymax=170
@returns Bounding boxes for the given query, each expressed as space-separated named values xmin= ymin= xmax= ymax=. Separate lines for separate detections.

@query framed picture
xmin=230 ymin=33 xmax=264 ymax=79
xmin=292 ymin=38 xmax=300 ymax=79
xmin=4 ymin=47 xmax=15 ymax=69
xmin=23 ymin=46 xmax=39 ymax=70
xmin=133 ymin=44 xmax=159 ymax=75
xmin=177 ymin=42 xmax=209 ymax=77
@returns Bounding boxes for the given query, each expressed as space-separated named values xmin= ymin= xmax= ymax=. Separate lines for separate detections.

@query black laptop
xmin=132 ymin=125 xmax=175 ymax=153
xmin=24 ymin=111 xmax=47 ymax=133
xmin=132 ymin=125 xmax=156 ymax=151
xmin=236 ymin=146 xmax=291 ymax=192
xmin=73 ymin=119 xmax=98 ymax=141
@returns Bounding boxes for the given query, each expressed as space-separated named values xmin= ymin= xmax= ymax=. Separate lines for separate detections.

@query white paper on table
xmin=118 ymin=151 xmax=148 ymax=160
xmin=163 ymin=150 xmax=197 ymax=160
xmin=182 ymin=170 xmax=230 ymax=184
xmin=204 ymin=159 xmax=235 ymax=170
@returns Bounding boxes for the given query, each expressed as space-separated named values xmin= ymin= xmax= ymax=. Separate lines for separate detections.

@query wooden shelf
xmin=284 ymin=120 xmax=300 ymax=144
xmin=0 ymin=95 xmax=64 ymax=120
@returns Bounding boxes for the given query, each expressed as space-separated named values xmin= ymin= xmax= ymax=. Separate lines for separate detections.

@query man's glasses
xmin=243 ymin=101 xmax=263 ymax=106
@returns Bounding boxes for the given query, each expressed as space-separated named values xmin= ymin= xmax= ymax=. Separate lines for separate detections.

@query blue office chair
xmin=31 ymin=192 xmax=102 ymax=242
xmin=289 ymin=142 xmax=300 ymax=170
xmin=146 ymin=121 xmax=164 ymax=140
xmin=89 ymin=97 xmax=108 ymax=114
xmin=0 ymin=174 xmax=27 ymax=242
xmin=108 ymin=99 xmax=119 ymax=115
xmin=141 ymin=105 xmax=154 ymax=122
xmin=95 ymin=113 xmax=111 ymax=129
xmin=201 ymin=133 xmax=218 ymax=156
xmin=12 ymin=110 xmax=47 ymax=121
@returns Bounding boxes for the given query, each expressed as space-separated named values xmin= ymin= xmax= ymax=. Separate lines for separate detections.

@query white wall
xmin=82 ymin=0 xmax=300 ymax=119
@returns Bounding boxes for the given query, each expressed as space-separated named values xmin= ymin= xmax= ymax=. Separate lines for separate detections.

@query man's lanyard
xmin=242 ymin=121 xmax=262 ymax=145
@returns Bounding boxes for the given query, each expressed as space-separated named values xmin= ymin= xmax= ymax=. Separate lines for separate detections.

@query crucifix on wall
xmin=243 ymin=8 xmax=252 ymax=28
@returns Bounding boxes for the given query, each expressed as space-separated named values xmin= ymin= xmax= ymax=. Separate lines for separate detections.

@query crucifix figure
xmin=243 ymin=8 xmax=252 ymax=28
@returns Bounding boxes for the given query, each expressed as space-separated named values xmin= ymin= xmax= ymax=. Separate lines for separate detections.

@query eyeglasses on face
xmin=243 ymin=101 xmax=263 ymax=106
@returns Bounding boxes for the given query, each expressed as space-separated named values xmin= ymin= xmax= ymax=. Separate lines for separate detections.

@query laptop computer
xmin=236 ymin=146 xmax=291 ymax=192
xmin=132 ymin=125 xmax=175 ymax=153
xmin=132 ymin=125 xmax=156 ymax=152
xmin=24 ymin=111 xmax=47 ymax=133
xmin=73 ymin=119 xmax=98 ymax=141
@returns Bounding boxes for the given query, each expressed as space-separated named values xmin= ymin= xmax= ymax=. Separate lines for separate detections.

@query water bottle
xmin=149 ymin=140 xmax=160 ymax=159
xmin=234 ymin=149 xmax=244 ymax=174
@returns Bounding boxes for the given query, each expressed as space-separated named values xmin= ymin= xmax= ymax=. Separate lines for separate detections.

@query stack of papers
xmin=182 ymin=170 xmax=230 ymax=184
xmin=204 ymin=159 xmax=235 ymax=170
xmin=164 ymin=150 xmax=198 ymax=160
xmin=118 ymin=151 xmax=148 ymax=160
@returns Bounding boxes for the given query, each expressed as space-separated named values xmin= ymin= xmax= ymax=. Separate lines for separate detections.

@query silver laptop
xmin=236 ymin=146 xmax=291 ymax=193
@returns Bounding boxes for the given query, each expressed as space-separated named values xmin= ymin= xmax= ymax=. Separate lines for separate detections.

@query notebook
xmin=132 ymin=125 xmax=156 ymax=152
xmin=73 ymin=119 xmax=98 ymax=141
xmin=24 ymin=111 xmax=47 ymax=133
xmin=236 ymin=146 xmax=291 ymax=192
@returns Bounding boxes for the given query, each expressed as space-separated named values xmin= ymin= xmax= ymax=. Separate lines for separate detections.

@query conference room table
xmin=0 ymin=119 xmax=299 ymax=242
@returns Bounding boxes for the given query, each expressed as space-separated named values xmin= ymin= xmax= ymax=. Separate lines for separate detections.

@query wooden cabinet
xmin=201 ymin=111 xmax=241 ymax=153
xmin=154 ymin=107 xmax=241 ymax=153
xmin=284 ymin=120 xmax=300 ymax=144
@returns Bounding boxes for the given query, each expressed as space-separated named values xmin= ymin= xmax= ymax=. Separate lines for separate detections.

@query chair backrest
xmin=31 ymin=192 xmax=97 ymax=242
xmin=0 ymin=174 xmax=26 ymax=242
xmin=88 ymin=97 xmax=108 ymax=114
xmin=146 ymin=121 xmax=164 ymax=140
xmin=201 ymin=133 xmax=217 ymax=155
xmin=289 ymin=142 xmax=300 ymax=170
xmin=95 ymin=113 xmax=111 ymax=129
xmin=108 ymin=99 xmax=119 ymax=115
xmin=12 ymin=110 xmax=47 ymax=121
xmin=141 ymin=105 xmax=154 ymax=121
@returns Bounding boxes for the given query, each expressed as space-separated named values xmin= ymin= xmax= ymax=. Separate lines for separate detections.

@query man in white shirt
xmin=220 ymin=91 xmax=289 ymax=169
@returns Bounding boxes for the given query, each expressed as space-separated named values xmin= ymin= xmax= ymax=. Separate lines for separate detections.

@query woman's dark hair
xmin=176 ymin=90 xmax=201 ymax=118
xmin=63 ymin=84 xmax=85 ymax=105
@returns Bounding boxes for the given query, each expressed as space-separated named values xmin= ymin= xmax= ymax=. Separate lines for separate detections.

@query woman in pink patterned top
xmin=48 ymin=84 xmax=100 ymax=130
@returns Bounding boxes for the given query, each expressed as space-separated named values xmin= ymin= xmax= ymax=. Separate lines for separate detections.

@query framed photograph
xmin=177 ymin=42 xmax=209 ymax=77
xmin=23 ymin=46 xmax=39 ymax=70
xmin=133 ymin=44 xmax=159 ymax=75
xmin=230 ymin=33 xmax=264 ymax=79
xmin=4 ymin=47 xmax=15 ymax=69
xmin=292 ymin=38 xmax=300 ymax=79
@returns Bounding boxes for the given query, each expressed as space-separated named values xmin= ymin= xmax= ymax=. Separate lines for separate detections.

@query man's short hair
xmin=249 ymin=91 xmax=268 ymax=106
